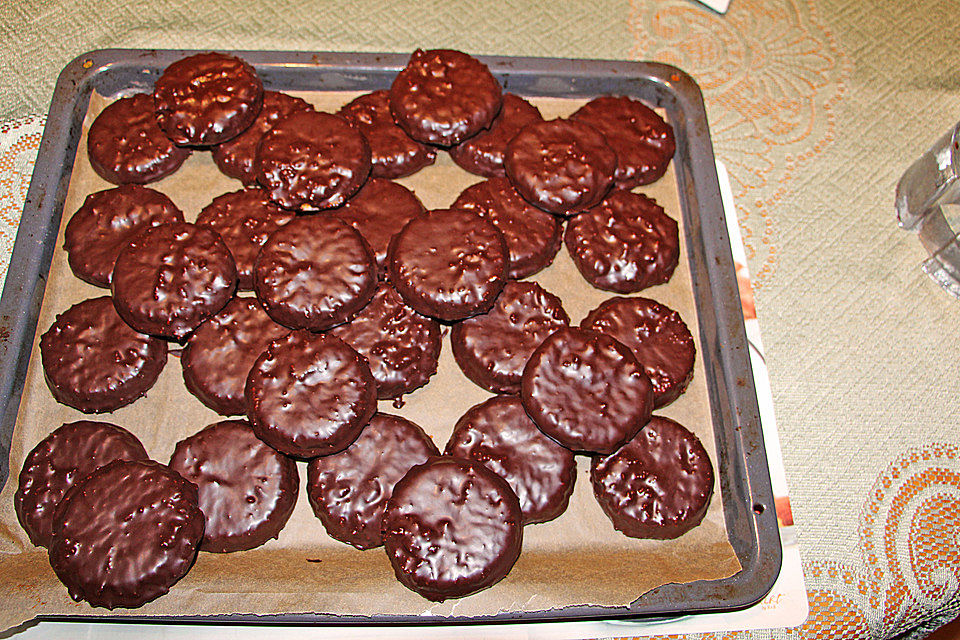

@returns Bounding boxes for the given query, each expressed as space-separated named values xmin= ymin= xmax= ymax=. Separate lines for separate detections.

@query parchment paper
xmin=0 ymin=90 xmax=741 ymax=630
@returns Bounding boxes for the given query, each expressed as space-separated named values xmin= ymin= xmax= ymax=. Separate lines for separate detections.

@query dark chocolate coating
xmin=571 ymin=95 xmax=676 ymax=188
xmin=307 ymin=413 xmax=439 ymax=550
xmin=581 ymin=297 xmax=695 ymax=408
xmin=591 ymin=416 xmax=714 ymax=539
xmin=87 ymin=93 xmax=191 ymax=184
xmin=256 ymin=110 xmax=371 ymax=211
xmin=386 ymin=208 xmax=508 ymax=322
xmin=451 ymin=177 xmax=563 ymax=279
xmin=64 ymin=185 xmax=184 ymax=288
xmin=253 ymin=215 xmax=377 ymax=331
xmin=451 ymin=281 xmax=569 ymax=395
xmin=520 ymin=326 xmax=653 ymax=455
xmin=195 ymin=187 xmax=295 ymax=290
xmin=111 ymin=222 xmax=238 ymax=340
xmin=40 ymin=297 xmax=168 ymax=413
xmin=504 ymin=118 xmax=617 ymax=216
xmin=564 ymin=189 xmax=679 ymax=293
xmin=169 ymin=420 xmax=299 ymax=553
xmin=212 ymin=90 xmax=314 ymax=185
xmin=449 ymin=93 xmax=543 ymax=178
xmin=181 ymin=297 xmax=290 ymax=415
xmin=445 ymin=396 xmax=576 ymax=524
xmin=329 ymin=178 xmax=425 ymax=278
xmin=338 ymin=90 xmax=437 ymax=179
xmin=389 ymin=49 xmax=503 ymax=147
xmin=328 ymin=283 xmax=441 ymax=399
xmin=15 ymin=421 xmax=149 ymax=548
xmin=245 ymin=331 xmax=377 ymax=459
xmin=153 ymin=52 xmax=264 ymax=147
xmin=381 ymin=456 xmax=522 ymax=601
xmin=48 ymin=460 xmax=204 ymax=609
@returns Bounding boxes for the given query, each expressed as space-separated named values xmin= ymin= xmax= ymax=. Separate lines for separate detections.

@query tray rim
xmin=0 ymin=48 xmax=782 ymax=626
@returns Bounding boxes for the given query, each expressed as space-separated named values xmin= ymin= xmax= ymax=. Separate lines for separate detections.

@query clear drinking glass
xmin=896 ymin=121 xmax=960 ymax=296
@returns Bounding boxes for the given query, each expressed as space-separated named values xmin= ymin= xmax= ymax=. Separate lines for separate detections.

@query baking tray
xmin=0 ymin=49 xmax=781 ymax=624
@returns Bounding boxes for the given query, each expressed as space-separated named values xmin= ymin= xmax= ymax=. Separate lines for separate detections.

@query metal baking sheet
xmin=0 ymin=49 xmax=781 ymax=624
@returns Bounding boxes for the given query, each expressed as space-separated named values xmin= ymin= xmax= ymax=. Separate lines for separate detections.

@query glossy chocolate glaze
xmin=381 ymin=456 xmax=522 ymax=601
xmin=581 ymin=297 xmax=695 ymax=408
xmin=48 ymin=460 xmax=204 ymax=609
xmin=445 ymin=396 xmax=576 ymax=524
xmin=449 ymin=93 xmax=543 ymax=178
xmin=451 ymin=177 xmax=563 ymax=279
xmin=307 ymin=413 xmax=439 ymax=550
xmin=212 ymin=90 xmax=314 ymax=185
xmin=451 ymin=281 xmax=569 ymax=395
xmin=389 ymin=49 xmax=503 ymax=147
xmin=329 ymin=178 xmax=425 ymax=278
xmin=244 ymin=331 xmax=377 ymax=459
xmin=338 ymin=90 xmax=437 ymax=179
xmin=386 ymin=208 xmax=508 ymax=322
xmin=87 ymin=93 xmax=191 ymax=184
xmin=328 ymin=283 xmax=441 ymax=399
xmin=181 ymin=297 xmax=290 ymax=415
xmin=591 ymin=416 xmax=714 ymax=539
xmin=64 ymin=185 xmax=184 ymax=288
xmin=571 ymin=95 xmax=676 ymax=188
xmin=504 ymin=118 xmax=616 ymax=216
xmin=195 ymin=187 xmax=295 ymax=290
xmin=169 ymin=420 xmax=299 ymax=553
xmin=111 ymin=222 xmax=238 ymax=340
xmin=253 ymin=215 xmax=377 ymax=331
xmin=15 ymin=421 xmax=149 ymax=548
xmin=520 ymin=326 xmax=653 ymax=455
xmin=256 ymin=110 xmax=371 ymax=211
xmin=40 ymin=297 xmax=168 ymax=413
xmin=153 ymin=52 xmax=263 ymax=147
xmin=564 ymin=189 xmax=679 ymax=293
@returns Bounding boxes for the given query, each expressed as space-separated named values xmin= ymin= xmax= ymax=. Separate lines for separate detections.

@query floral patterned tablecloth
xmin=2 ymin=0 xmax=960 ymax=638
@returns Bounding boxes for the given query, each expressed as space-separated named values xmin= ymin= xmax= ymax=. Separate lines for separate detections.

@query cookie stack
xmin=18 ymin=49 xmax=714 ymax=608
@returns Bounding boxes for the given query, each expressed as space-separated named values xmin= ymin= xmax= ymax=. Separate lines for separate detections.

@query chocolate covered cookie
xmin=338 ymin=90 xmax=437 ymax=178
xmin=591 ymin=416 xmax=714 ymax=539
xmin=111 ymin=222 xmax=238 ymax=340
xmin=64 ymin=185 xmax=184 ymax=288
xmin=253 ymin=214 xmax=377 ymax=331
xmin=581 ymin=297 xmax=695 ymax=408
xmin=564 ymin=189 xmax=679 ymax=293
xmin=181 ymin=297 xmax=290 ymax=415
xmin=15 ymin=421 xmax=149 ymax=548
xmin=48 ymin=460 xmax=204 ymax=609
xmin=389 ymin=49 xmax=503 ymax=147
xmin=451 ymin=177 xmax=562 ymax=279
xmin=451 ymin=281 xmax=569 ymax=395
xmin=256 ymin=110 xmax=371 ymax=211
xmin=169 ymin=420 xmax=299 ymax=553
xmin=245 ymin=331 xmax=377 ymax=459
xmin=195 ymin=187 xmax=295 ymax=290
xmin=449 ymin=93 xmax=542 ymax=178
xmin=571 ymin=95 xmax=676 ymax=188
xmin=307 ymin=413 xmax=438 ymax=550
xmin=387 ymin=208 xmax=508 ymax=322
xmin=153 ymin=52 xmax=263 ymax=147
xmin=328 ymin=283 xmax=441 ymax=399
xmin=381 ymin=456 xmax=522 ymax=601
xmin=445 ymin=396 xmax=576 ymax=525
xmin=40 ymin=297 xmax=167 ymax=413
xmin=504 ymin=118 xmax=616 ymax=215
xmin=87 ymin=93 xmax=191 ymax=184
xmin=212 ymin=90 xmax=314 ymax=185
xmin=329 ymin=178 xmax=425 ymax=278
xmin=521 ymin=326 xmax=653 ymax=455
